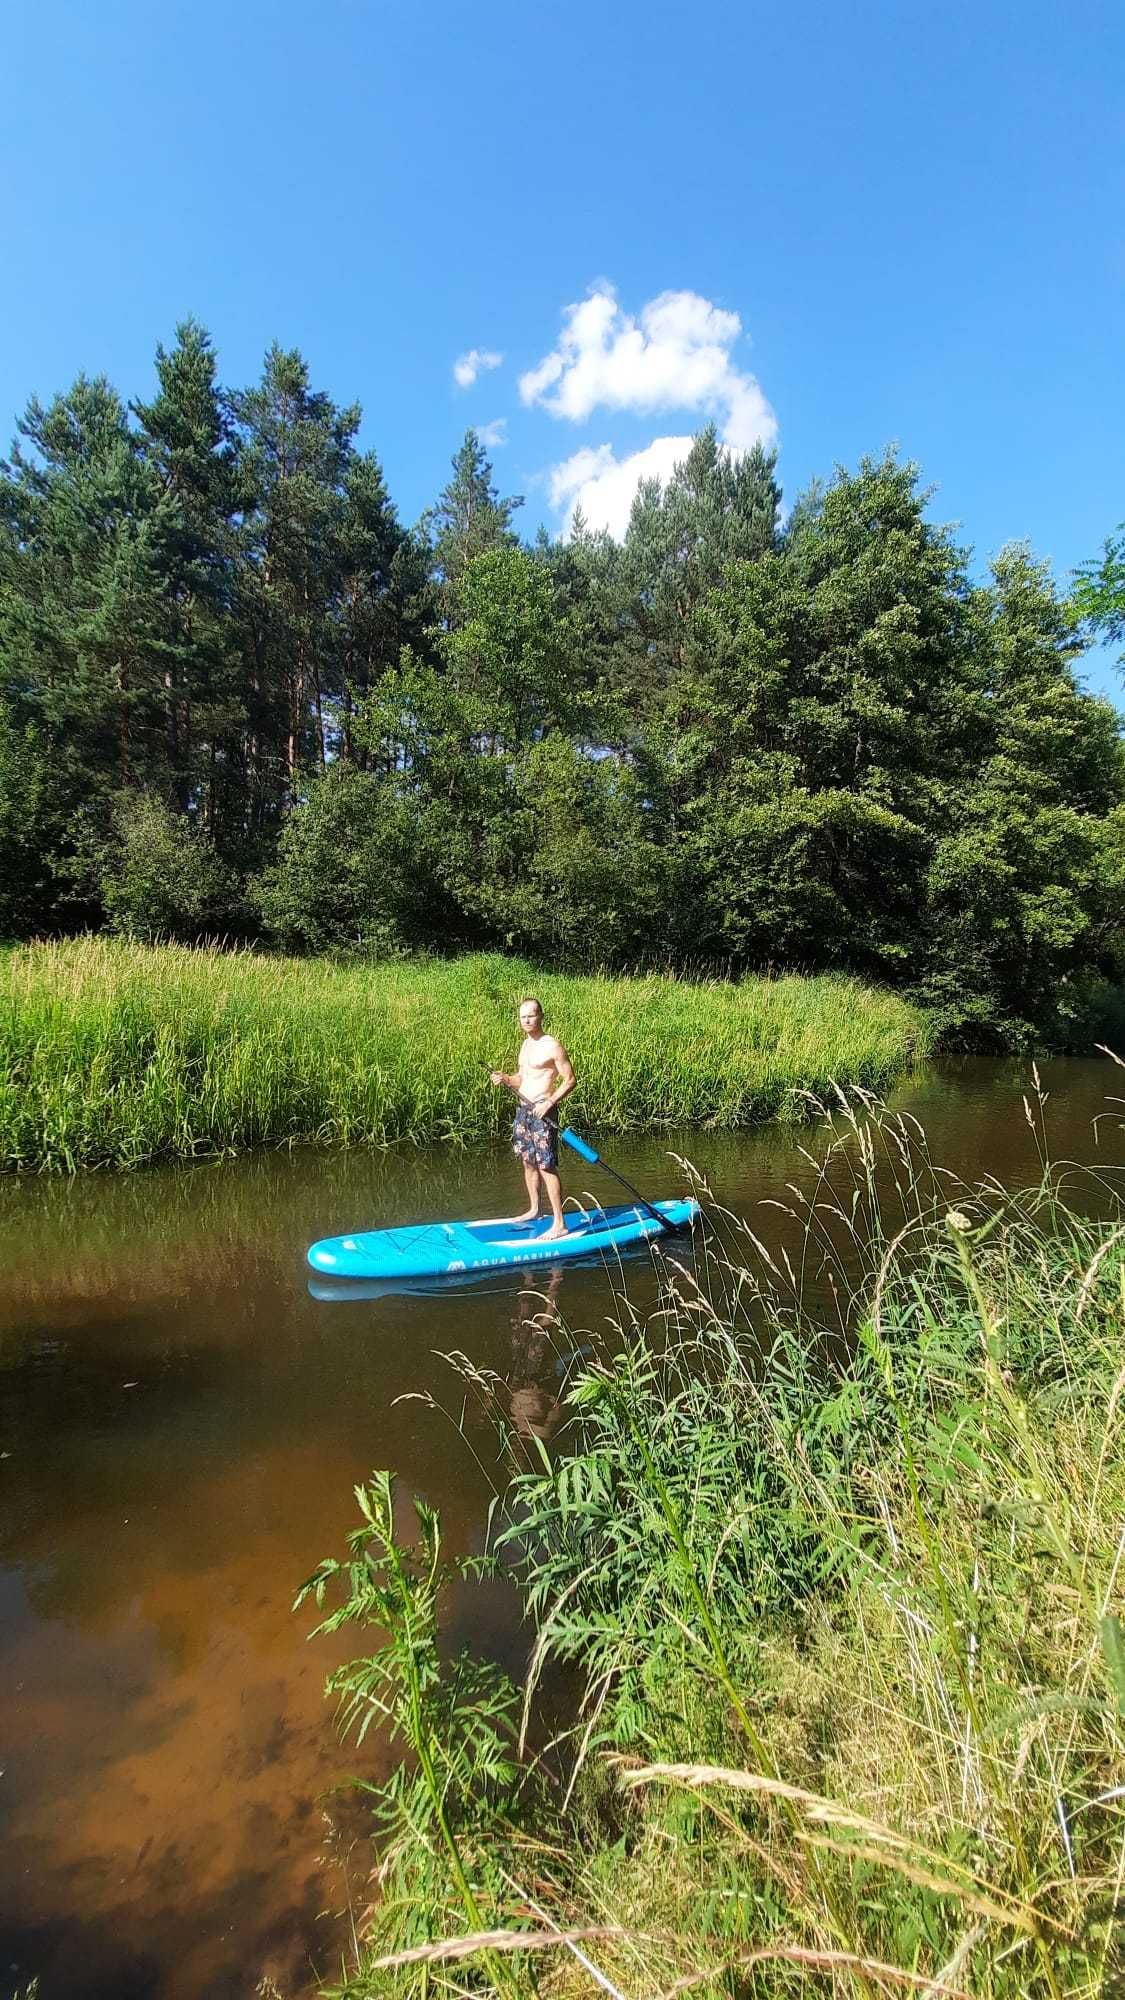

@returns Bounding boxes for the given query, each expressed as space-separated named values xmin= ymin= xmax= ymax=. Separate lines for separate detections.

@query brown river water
xmin=1 ymin=1058 xmax=1121 ymax=1999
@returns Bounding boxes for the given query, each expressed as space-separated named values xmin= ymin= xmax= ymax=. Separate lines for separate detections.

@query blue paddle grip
xmin=561 ymin=1128 xmax=599 ymax=1165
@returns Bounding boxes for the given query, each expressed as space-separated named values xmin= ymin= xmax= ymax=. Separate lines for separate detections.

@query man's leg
xmin=511 ymin=1162 xmax=540 ymax=1223
xmin=540 ymin=1167 xmax=566 ymax=1239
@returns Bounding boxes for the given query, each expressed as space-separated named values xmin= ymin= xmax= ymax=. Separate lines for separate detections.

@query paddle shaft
xmin=489 ymin=1068 xmax=676 ymax=1237
xmin=564 ymin=1139 xmax=677 ymax=1237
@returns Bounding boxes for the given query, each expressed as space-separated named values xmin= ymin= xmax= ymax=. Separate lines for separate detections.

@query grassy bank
xmin=301 ymin=1095 xmax=1125 ymax=1999
xmin=0 ymin=937 xmax=927 ymax=1171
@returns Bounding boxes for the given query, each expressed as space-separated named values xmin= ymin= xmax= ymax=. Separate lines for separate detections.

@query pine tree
xmin=426 ymin=430 xmax=522 ymax=624
xmin=0 ymin=375 xmax=175 ymax=915
xmin=337 ymin=452 xmax=433 ymax=766
xmin=231 ymin=346 xmax=360 ymax=815
xmin=617 ymin=424 xmax=782 ymax=698
xmin=133 ymin=320 xmax=244 ymax=832
xmin=923 ymin=545 xmax=1125 ymax=1038
xmin=638 ymin=453 xmax=982 ymax=974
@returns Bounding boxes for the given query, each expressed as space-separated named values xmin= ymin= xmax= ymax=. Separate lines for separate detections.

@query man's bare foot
xmin=509 ymin=1208 xmax=540 ymax=1224
xmin=542 ymin=1221 xmax=567 ymax=1241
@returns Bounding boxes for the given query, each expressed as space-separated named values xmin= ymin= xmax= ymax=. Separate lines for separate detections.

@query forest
xmin=1 ymin=318 xmax=1123 ymax=1046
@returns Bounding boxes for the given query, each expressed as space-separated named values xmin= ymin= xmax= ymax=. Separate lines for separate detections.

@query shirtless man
xmin=490 ymin=998 xmax=576 ymax=1239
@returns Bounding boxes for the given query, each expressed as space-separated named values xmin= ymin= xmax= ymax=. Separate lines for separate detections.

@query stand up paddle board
xmin=307 ymin=1197 xmax=699 ymax=1283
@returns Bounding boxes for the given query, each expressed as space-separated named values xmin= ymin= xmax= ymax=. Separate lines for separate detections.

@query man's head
xmin=518 ymin=996 xmax=544 ymax=1037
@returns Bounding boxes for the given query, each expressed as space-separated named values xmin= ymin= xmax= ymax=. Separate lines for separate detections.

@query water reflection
xmin=507 ymin=1266 xmax=566 ymax=1444
xmin=0 ymin=1057 xmax=1120 ymax=1998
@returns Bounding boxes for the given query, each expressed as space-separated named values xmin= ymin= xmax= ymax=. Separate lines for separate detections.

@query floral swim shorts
xmin=512 ymin=1104 xmax=559 ymax=1172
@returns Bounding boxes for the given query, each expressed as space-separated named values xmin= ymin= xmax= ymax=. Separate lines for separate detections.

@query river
xmin=0 ymin=1057 xmax=1120 ymax=1998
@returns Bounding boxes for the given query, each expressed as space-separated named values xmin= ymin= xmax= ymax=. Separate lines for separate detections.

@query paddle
xmin=489 ymin=1068 xmax=678 ymax=1237
xmin=557 ymin=1123 xmax=679 ymax=1238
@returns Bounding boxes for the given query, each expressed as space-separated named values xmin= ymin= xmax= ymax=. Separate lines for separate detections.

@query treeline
xmin=1 ymin=319 xmax=1122 ymax=1043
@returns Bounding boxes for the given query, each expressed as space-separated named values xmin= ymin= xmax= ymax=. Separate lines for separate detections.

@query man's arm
xmin=489 ymin=1067 xmax=520 ymax=1091
xmin=536 ymin=1040 xmax=576 ymax=1114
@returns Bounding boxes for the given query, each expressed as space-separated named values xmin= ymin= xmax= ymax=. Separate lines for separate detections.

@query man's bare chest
xmin=519 ymin=1038 xmax=557 ymax=1080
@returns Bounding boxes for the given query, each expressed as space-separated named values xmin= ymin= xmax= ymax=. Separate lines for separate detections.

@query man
xmin=490 ymin=997 xmax=576 ymax=1239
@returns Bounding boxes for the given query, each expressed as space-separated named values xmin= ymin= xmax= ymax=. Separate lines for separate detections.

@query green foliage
xmin=920 ymin=547 xmax=1125 ymax=1043
xmin=253 ymin=764 xmax=435 ymax=956
xmin=617 ymin=424 xmax=782 ymax=696
xmin=2 ymin=324 xmax=1122 ymax=1043
xmin=1070 ymin=520 xmax=1125 ymax=660
xmin=426 ymin=429 xmax=523 ymax=625
xmin=0 ymin=939 xmax=926 ymax=1170
xmin=231 ymin=343 xmax=363 ymax=803
xmin=0 ymin=374 xmax=174 ymax=860
xmin=326 ymin=1094 xmax=1125 ymax=1998
xmin=100 ymin=791 xmax=237 ymax=941
xmin=130 ymin=318 xmax=246 ymax=819
xmin=445 ymin=543 xmax=576 ymax=740
xmin=499 ymin=734 xmax=669 ymax=965
xmin=296 ymin=1471 xmax=526 ymax=1986
xmin=0 ymin=713 xmax=68 ymax=936
xmin=0 ymin=327 xmax=430 ymax=912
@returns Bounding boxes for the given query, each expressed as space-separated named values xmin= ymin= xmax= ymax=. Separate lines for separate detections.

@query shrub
xmin=252 ymin=765 xmax=438 ymax=957
xmin=100 ymin=792 xmax=237 ymax=942
xmin=313 ymin=1093 xmax=1125 ymax=1998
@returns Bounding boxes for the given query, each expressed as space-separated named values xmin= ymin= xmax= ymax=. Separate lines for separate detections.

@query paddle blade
xmin=561 ymin=1127 xmax=599 ymax=1165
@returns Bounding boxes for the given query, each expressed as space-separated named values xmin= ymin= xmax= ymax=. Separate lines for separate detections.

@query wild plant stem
xmin=382 ymin=1529 xmax=520 ymax=1998
xmin=617 ymin=1394 xmax=880 ymax=1997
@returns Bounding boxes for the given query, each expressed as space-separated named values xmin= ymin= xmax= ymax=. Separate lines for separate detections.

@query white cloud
xmin=453 ymin=347 xmax=503 ymax=389
xmin=525 ymin=281 xmax=778 ymax=540
xmin=547 ymin=444 xmax=616 ymax=509
xmin=477 ymin=417 xmax=507 ymax=448
xmin=549 ymin=435 xmax=696 ymax=538
xmin=520 ymin=282 xmax=776 ymax=453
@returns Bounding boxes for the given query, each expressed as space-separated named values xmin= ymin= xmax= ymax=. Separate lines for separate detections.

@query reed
xmin=0 ymin=937 xmax=927 ymax=1171
xmin=309 ymin=1088 xmax=1125 ymax=1999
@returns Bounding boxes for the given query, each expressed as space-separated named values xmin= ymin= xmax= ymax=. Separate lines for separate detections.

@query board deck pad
xmin=307 ymin=1198 xmax=699 ymax=1281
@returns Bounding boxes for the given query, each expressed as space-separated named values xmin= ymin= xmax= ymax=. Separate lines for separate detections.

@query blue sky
xmin=3 ymin=0 xmax=1123 ymax=697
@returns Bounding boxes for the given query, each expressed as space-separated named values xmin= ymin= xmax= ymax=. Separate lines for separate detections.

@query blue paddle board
xmin=307 ymin=1198 xmax=699 ymax=1282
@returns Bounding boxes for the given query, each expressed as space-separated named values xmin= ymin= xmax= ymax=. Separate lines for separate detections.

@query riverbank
xmin=307 ymin=1098 xmax=1125 ymax=1999
xmin=0 ymin=937 xmax=928 ymax=1171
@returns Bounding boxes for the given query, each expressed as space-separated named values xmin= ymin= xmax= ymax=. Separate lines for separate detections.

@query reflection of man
xmin=508 ymin=1266 xmax=564 ymax=1443
xmin=490 ymin=998 xmax=576 ymax=1240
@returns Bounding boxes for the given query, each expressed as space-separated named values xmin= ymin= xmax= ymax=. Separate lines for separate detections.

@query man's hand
xmin=489 ymin=1070 xmax=507 ymax=1088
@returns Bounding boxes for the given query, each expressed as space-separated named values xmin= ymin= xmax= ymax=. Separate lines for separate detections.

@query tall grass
xmin=0 ymin=937 xmax=927 ymax=1171
xmin=303 ymin=1088 xmax=1125 ymax=1999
